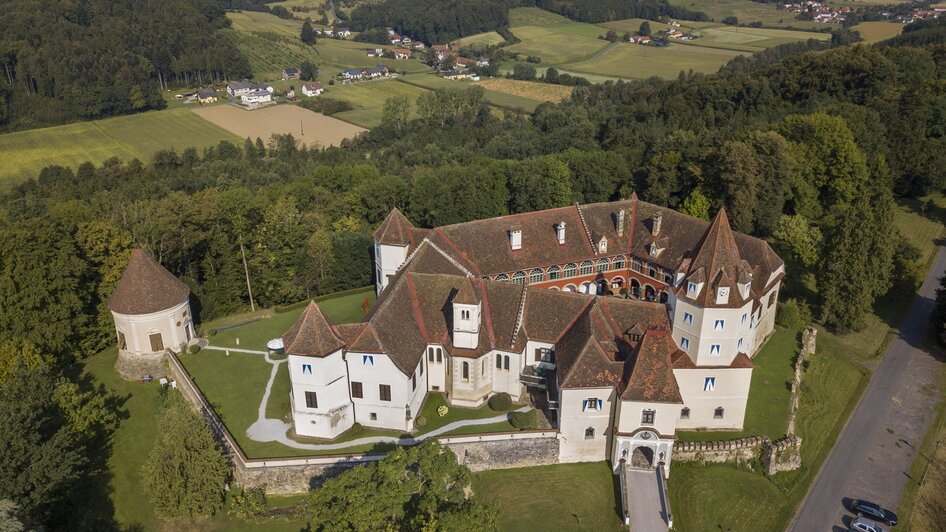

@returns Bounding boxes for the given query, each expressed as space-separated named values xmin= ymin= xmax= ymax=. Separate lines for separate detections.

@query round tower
xmin=107 ymin=248 xmax=194 ymax=380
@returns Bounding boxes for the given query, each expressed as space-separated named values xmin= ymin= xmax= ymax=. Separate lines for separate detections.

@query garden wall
xmin=672 ymin=436 xmax=769 ymax=464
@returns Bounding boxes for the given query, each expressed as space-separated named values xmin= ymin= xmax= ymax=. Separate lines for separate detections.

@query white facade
xmin=241 ymin=90 xmax=273 ymax=105
xmin=289 ymin=350 xmax=355 ymax=439
xmin=345 ymin=351 xmax=424 ymax=432
xmin=112 ymin=298 xmax=193 ymax=356
xmin=673 ymin=367 xmax=753 ymax=430
xmin=558 ymin=387 xmax=616 ymax=463
xmin=374 ymin=241 xmax=408 ymax=293
xmin=301 ymin=84 xmax=324 ymax=97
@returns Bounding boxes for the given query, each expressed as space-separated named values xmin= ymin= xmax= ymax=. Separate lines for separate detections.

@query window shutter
xmin=582 ymin=400 xmax=588 ymax=411
xmin=597 ymin=399 xmax=603 ymax=410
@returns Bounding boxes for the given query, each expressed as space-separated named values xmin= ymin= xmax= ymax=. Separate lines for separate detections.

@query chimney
xmin=617 ymin=209 xmax=625 ymax=237
xmin=509 ymin=229 xmax=522 ymax=250
xmin=653 ymin=211 xmax=663 ymax=236
xmin=556 ymin=222 xmax=566 ymax=245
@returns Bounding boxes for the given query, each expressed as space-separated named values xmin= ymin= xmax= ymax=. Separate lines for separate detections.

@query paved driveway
xmin=623 ymin=468 xmax=668 ymax=532
xmin=789 ymin=246 xmax=946 ymax=531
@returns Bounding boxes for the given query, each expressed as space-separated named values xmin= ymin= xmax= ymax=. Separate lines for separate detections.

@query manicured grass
xmin=678 ymin=326 xmax=798 ymax=442
xmin=397 ymin=74 xmax=544 ymax=112
xmin=473 ymin=462 xmax=626 ymax=531
xmin=207 ymin=288 xmax=375 ymax=352
xmin=506 ymin=24 xmax=611 ymax=65
xmin=267 ymin=361 xmax=292 ymax=422
xmin=452 ymin=31 xmax=507 ymax=48
xmin=852 ymin=21 xmax=905 ymax=44
xmin=566 ymin=41 xmax=746 ymax=79
xmin=902 ymin=370 xmax=946 ymax=531
xmin=508 ymin=6 xmax=572 ymax=27
xmin=416 ymin=392 xmax=517 ymax=433
xmin=81 ymin=349 xmax=308 ymax=530
xmin=0 ymin=108 xmax=239 ymax=189
xmin=328 ymin=79 xmax=430 ymax=128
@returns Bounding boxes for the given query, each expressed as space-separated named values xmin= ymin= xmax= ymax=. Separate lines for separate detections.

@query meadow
xmin=508 ymin=6 xmax=572 ymax=27
xmin=687 ymin=25 xmax=830 ymax=52
xmin=852 ymin=21 xmax=906 ymax=43
xmin=566 ymin=41 xmax=746 ymax=79
xmin=0 ymin=108 xmax=239 ymax=189
xmin=667 ymin=0 xmax=826 ymax=29
xmin=452 ymin=31 xmax=507 ymax=48
xmin=192 ymin=104 xmax=366 ymax=147
xmin=474 ymin=78 xmax=573 ymax=104
xmin=398 ymin=74 xmax=545 ymax=112
xmin=327 ymin=79 xmax=430 ymax=128
xmin=506 ymin=24 xmax=611 ymax=65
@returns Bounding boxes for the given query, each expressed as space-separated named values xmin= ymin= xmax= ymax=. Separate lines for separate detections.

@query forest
xmin=1 ymin=16 xmax=945 ymax=529
xmin=0 ymin=0 xmax=252 ymax=132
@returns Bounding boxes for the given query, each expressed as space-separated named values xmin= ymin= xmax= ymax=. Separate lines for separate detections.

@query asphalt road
xmin=789 ymin=246 xmax=946 ymax=531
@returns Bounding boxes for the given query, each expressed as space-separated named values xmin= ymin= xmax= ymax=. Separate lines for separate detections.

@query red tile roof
xmin=282 ymin=301 xmax=346 ymax=357
xmin=374 ymin=207 xmax=415 ymax=246
xmin=107 ymin=248 xmax=190 ymax=315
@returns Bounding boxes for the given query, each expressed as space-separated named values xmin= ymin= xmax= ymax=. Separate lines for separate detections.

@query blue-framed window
xmin=362 ymin=355 xmax=374 ymax=366
xmin=710 ymin=344 xmax=721 ymax=356
xmin=680 ymin=337 xmax=690 ymax=350
xmin=704 ymin=377 xmax=716 ymax=392
xmin=714 ymin=319 xmax=725 ymax=331
xmin=302 ymin=364 xmax=312 ymax=375
xmin=683 ymin=312 xmax=693 ymax=325
xmin=687 ymin=282 xmax=697 ymax=294
xmin=582 ymin=398 xmax=603 ymax=411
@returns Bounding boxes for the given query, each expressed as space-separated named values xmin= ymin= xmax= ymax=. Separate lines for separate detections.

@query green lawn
xmin=678 ymin=326 xmax=798 ymax=442
xmin=81 ymin=349 xmax=308 ymax=531
xmin=328 ymin=79 xmax=430 ymax=128
xmin=0 ymin=108 xmax=239 ymax=189
xmin=508 ymin=6 xmax=572 ymax=27
xmin=566 ymin=41 xmax=746 ymax=79
xmin=473 ymin=462 xmax=626 ymax=531
xmin=206 ymin=287 xmax=376 ymax=352
xmin=398 ymin=74 xmax=544 ymax=112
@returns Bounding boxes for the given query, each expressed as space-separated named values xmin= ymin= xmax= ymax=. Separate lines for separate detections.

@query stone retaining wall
xmin=443 ymin=433 xmax=560 ymax=472
xmin=115 ymin=349 xmax=167 ymax=380
xmin=763 ymin=435 xmax=802 ymax=475
xmin=672 ymin=436 xmax=769 ymax=464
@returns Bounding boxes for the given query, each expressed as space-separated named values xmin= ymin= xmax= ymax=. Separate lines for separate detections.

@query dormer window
xmin=687 ymin=282 xmax=697 ymax=294
xmin=556 ymin=222 xmax=566 ymax=244
xmin=509 ymin=229 xmax=522 ymax=250
xmin=598 ymin=237 xmax=607 ymax=253
xmin=650 ymin=246 xmax=658 ymax=256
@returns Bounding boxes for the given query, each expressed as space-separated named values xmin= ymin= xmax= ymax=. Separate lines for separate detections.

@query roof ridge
xmin=510 ymin=283 xmax=529 ymax=349
xmin=432 ymin=228 xmax=481 ymax=275
xmin=575 ymin=203 xmax=597 ymax=255
xmin=425 ymin=232 xmax=477 ymax=277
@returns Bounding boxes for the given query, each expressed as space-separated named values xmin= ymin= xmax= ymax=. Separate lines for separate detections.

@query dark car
xmin=852 ymin=499 xmax=898 ymax=526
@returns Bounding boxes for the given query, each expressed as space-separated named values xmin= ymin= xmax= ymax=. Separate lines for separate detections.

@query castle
xmin=282 ymin=194 xmax=784 ymax=470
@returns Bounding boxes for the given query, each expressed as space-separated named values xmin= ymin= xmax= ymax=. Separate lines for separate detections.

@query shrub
xmin=510 ymin=410 xmax=537 ymax=430
xmin=415 ymin=416 xmax=427 ymax=429
xmin=437 ymin=405 xmax=449 ymax=417
xmin=188 ymin=344 xmax=201 ymax=354
xmin=488 ymin=392 xmax=512 ymax=411
xmin=776 ymin=298 xmax=812 ymax=330
xmin=206 ymin=328 xmax=217 ymax=337
xmin=228 ymin=486 xmax=267 ymax=521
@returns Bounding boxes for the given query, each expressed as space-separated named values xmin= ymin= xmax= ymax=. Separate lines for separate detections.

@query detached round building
xmin=107 ymin=248 xmax=194 ymax=380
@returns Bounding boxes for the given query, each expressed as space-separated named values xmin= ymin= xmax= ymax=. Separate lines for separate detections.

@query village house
xmin=282 ymin=195 xmax=783 ymax=470
xmin=241 ymin=89 xmax=272 ymax=105
xmin=442 ymin=69 xmax=478 ymax=81
xmin=391 ymin=47 xmax=413 ymax=60
xmin=366 ymin=47 xmax=383 ymax=57
xmin=336 ymin=28 xmax=352 ymax=38
xmin=453 ymin=56 xmax=475 ymax=68
xmin=301 ymin=82 xmax=324 ymax=97
xmin=632 ymin=34 xmax=652 ymax=44
xmin=282 ymin=67 xmax=300 ymax=80
xmin=432 ymin=44 xmax=450 ymax=61
xmin=196 ymin=88 xmax=217 ymax=104
xmin=227 ymin=81 xmax=274 ymax=97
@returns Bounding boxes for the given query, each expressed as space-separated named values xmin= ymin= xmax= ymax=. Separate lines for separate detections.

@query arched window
xmin=580 ymin=261 xmax=594 ymax=275
xmin=496 ymin=354 xmax=502 ymax=369
xmin=680 ymin=407 xmax=690 ymax=419
xmin=428 ymin=347 xmax=435 ymax=362
xmin=563 ymin=284 xmax=577 ymax=292
xmin=596 ymin=258 xmax=609 ymax=273
xmin=436 ymin=348 xmax=443 ymax=362
xmin=632 ymin=257 xmax=643 ymax=272
xmin=504 ymin=356 xmax=510 ymax=370
xmin=564 ymin=263 xmax=577 ymax=278
xmin=462 ymin=362 xmax=469 ymax=381
xmin=647 ymin=264 xmax=658 ymax=278
xmin=548 ymin=265 xmax=561 ymax=280
xmin=613 ymin=255 xmax=626 ymax=270
xmin=495 ymin=273 xmax=509 ymax=282
xmin=511 ymin=271 xmax=526 ymax=284
xmin=529 ymin=268 xmax=544 ymax=284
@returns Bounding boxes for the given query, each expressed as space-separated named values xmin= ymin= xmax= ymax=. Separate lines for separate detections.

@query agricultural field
xmin=687 ymin=25 xmax=830 ymax=52
xmin=506 ymin=24 xmax=611 ymax=65
xmin=0 ymin=108 xmax=239 ymax=189
xmin=326 ymin=79 xmax=430 ymax=128
xmin=474 ymin=78 xmax=573 ymax=104
xmin=508 ymin=6 xmax=572 ymax=27
xmin=852 ymin=21 xmax=905 ymax=43
xmin=191 ymin=104 xmax=366 ymax=147
xmin=566 ymin=40 xmax=746 ymax=79
xmin=600 ymin=17 xmax=683 ymax=35
xmin=398 ymin=74 xmax=545 ymax=112
xmin=667 ymin=0 xmax=826 ymax=29
xmin=452 ymin=31 xmax=507 ymax=49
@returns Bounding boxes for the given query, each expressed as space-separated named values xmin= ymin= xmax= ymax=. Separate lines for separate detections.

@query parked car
xmin=849 ymin=517 xmax=886 ymax=532
xmin=851 ymin=499 xmax=898 ymax=526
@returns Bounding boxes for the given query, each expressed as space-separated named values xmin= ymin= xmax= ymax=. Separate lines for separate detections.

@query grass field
xmin=473 ymin=462 xmax=626 ymax=531
xmin=452 ymin=31 xmax=507 ymax=48
xmin=688 ymin=25 xmax=830 ymax=52
xmin=600 ymin=17 xmax=682 ymax=35
xmin=474 ymin=78 xmax=574 ymax=103
xmin=327 ymin=79 xmax=430 ymax=128
xmin=506 ymin=24 xmax=611 ymax=65
xmin=668 ymin=0 xmax=826 ymax=29
xmin=0 ymin=108 xmax=239 ymax=189
xmin=852 ymin=21 xmax=906 ymax=43
xmin=567 ymin=41 xmax=746 ymax=79
xmin=192 ymin=104 xmax=366 ymax=147
xmin=398 ymin=74 xmax=545 ymax=112
xmin=508 ymin=6 xmax=572 ymax=27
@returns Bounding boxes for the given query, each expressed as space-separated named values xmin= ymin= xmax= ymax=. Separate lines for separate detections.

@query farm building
xmin=282 ymin=68 xmax=300 ymax=80
xmin=391 ymin=48 xmax=412 ymax=60
xmin=302 ymin=82 xmax=324 ymax=97
xmin=366 ymin=48 xmax=383 ymax=57
xmin=228 ymin=81 xmax=274 ymax=97
xmin=197 ymin=88 xmax=217 ymax=103
xmin=241 ymin=90 xmax=273 ymax=105
xmin=442 ymin=70 xmax=478 ymax=81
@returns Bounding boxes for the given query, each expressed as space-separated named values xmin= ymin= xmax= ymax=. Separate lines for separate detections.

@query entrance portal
xmin=631 ymin=446 xmax=655 ymax=469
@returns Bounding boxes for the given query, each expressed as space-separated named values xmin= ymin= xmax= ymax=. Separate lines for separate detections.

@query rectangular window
xmin=412 ymin=373 xmax=417 ymax=391
xmin=420 ymin=360 xmax=424 ymax=376
xmin=379 ymin=384 xmax=392 ymax=402
xmin=737 ymin=338 xmax=744 ymax=351
xmin=461 ymin=309 xmax=470 ymax=320
xmin=535 ymin=348 xmax=542 ymax=362
xmin=305 ymin=391 xmax=318 ymax=408
xmin=149 ymin=333 xmax=164 ymax=352
xmin=428 ymin=348 xmax=434 ymax=362
xmin=504 ymin=356 xmax=510 ymax=371
xmin=363 ymin=355 xmax=374 ymax=366
xmin=714 ymin=407 xmax=725 ymax=419
xmin=370 ymin=412 xmax=378 ymax=421
xmin=302 ymin=364 xmax=313 ymax=375
xmin=704 ymin=377 xmax=716 ymax=392
xmin=710 ymin=344 xmax=721 ymax=356
xmin=680 ymin=337 xmax=690 ymax=350
xmin=534 ymin=348 xmax=555 ymax=364
xmin=351 ymin=381 xmax=363 ymax=398
xmin=687 ymin=282 xmax=697 ymax=294
xmin=680 ymin=407 xmax=690 ymax=419
xmin=741 ymin=313 xmax=747 ymax=325
xmin=641 ymin=409 xmax=656 ymax=425
xmin=683 ymin=312 xmax=693 ymax=325
xmin=482 ymin=358 xmax=486 ymax=376
xmin=118 ymin=331 xmax=127 ymax=350
xmin=714 ymin=319 xmax=725 ymax=331
xmin=436 ymin=349 xmax=442 ymax=363
xmin=583 ymin=398 xmax=602 ymax=411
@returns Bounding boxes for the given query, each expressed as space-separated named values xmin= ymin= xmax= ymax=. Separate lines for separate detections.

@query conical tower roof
xmin=107 ymin=248 xmax=190 ymax=315
xmin=281 ymin=301 xmax=346 ymax=357
xmin=453 ymin=277 xmax=480 ymax=305
xmin=373 ymin=207 xmax=414 ymax=246
xmin=679 ymin=208 xmax=746 ymax=307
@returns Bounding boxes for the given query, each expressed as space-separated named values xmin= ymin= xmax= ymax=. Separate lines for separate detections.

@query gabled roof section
xmin=453 ymin=276 xmax=480 ymax=305
xmin=621 ymin=330 xmax=684 ymax=403
xmin=373 ymin=207 xmax=415 ymax=246
xmin=282 ymin=301 xmax=346 ymax=358
xmin=108 ymin=248 xmax=190 ymax=315
xmin=676 ymin=208 xmax=751 ymax=308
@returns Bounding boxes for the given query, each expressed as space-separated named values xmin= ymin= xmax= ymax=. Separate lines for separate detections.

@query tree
xmin=74 ymin=220 xmax=134 ymax=353
xmin=774 ymin=215 xmax=822 ymax=268
xmin=142 ymin=394 xmax=229 ymax=518
xmin=381 ymin=95 xmax=411 ymax=131
xmin=723 ymin=16 xmax=738 ymax=25
xmin=301 ymin=441 xmax=498 ymax=531
xmin=300 ymin=60 xmax=318 ymax=81
xmin=622 ymin=32 xmax=631 ymax=42
xmin=605 ymin=29 xmax=619 ymax=42
xmin=680 ymin=188 xmax=711 ymax=220
xmin=0 ymin=500 xmax=24 ymax=532
xmin=511 ymin=63 xmax=536 ymax=81
xmin=301 ymin=20 xmax=317 ymax=45
xmin=299 ymin=228 xmax=336 ymax=297
xmin=639 ymin=21 xmax=652 ymax=36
